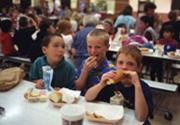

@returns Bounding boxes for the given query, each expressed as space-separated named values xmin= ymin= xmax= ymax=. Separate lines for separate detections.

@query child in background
xmin=157 ymin=25 xmax=178 ymax=48
xmin=29 ymin=33 xmax=76 ymax=89
xmin=56 ymin=19 xmax=74 ymax=65
xmin=85 ymin=45 xmax=153 ymax=125
xmin=29 ymin=19 xmax=55 ymax=62
xmin=139 ymin=15 xmax=158 ymax=43
xmin=75 ymin=29 xmax=115 ymax=95
xmin=0 ymin=19 xmax=16 ymax=56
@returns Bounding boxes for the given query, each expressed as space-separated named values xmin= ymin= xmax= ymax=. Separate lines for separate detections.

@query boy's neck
xmin=46 ymin=58 xmax=63 ymax=69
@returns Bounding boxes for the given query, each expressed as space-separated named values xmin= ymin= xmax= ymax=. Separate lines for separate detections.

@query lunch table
xmin=0 ymin=80 xmax=143 ymax=125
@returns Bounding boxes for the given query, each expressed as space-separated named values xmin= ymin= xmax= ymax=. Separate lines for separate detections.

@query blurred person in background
xmin=0 ymin=19 xmax=16 ymax=56
xmin=114 ymin=5 xmax=136 ymax=34
xmin=56 ymin=19 xmax=74 ymax=65
xmin=29 ymin=18 xmax=55 ymax=62
xmin=71 ymin=15 xmax=98 ymax=68
xmin=13 ymin=16 xmax=36 ymax=57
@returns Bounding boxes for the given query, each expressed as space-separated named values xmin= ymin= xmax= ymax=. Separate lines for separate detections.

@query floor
xmin=151 ymin=91 xmax=180 ymax=125
xmin=141 ymin=64 xmax=180 ymax=125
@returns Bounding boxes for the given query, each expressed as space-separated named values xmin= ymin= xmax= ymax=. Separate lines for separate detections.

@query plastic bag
xmin=0 ymin=67 xmax=25 ymax=91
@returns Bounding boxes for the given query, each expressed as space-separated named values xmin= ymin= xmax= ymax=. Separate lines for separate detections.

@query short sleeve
xmin=29 ymin=58 xmax=42 ymax=80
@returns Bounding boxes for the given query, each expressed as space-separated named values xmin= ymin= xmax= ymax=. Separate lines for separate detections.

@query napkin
xmin=61 ymin=88 xmax=81 ymax=103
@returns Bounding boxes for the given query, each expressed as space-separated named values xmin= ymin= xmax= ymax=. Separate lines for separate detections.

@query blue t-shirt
xmin=76 ymin=58 xmax=115 ymax=95
xmin=72 ymin=26 xmax=94 ymax=56
xmin=96 ymin=80 xmax=153 ymax=125
xmin=29 ymin=56 xmax=76 ymax=89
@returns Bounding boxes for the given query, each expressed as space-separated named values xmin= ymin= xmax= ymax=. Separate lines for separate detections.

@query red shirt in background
xmin=158 ymin=38 xmax=178 ymax=48
xmin=0 ymin=32 xmax=16 ymax=55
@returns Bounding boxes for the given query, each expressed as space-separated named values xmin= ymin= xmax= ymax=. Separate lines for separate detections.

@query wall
xmin=129 ymin=0 xmax=172 ymax=22
xmin=129 ymin=0 xmax=172 ymax=13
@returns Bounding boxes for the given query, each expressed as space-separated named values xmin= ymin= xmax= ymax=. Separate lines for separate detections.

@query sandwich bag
xmin=0 ymin=67 xmax=25 ymax=91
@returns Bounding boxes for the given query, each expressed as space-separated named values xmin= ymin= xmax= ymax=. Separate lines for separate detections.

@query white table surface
xmin=108 ymin=45 xmax=180 ymax=62
xmin=0 ymin=80 xmax=143 ymax=125
xmin=143 ymin=79 xmax=178 ymax=92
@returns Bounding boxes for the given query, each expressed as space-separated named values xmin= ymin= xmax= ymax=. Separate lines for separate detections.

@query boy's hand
xmin=83 ymin=56 xmax=97 ymax=72
xmin=34 ymin=79 xmax=44 ymax=89
xmin=100 ymin=71 xmax=116 ymax=86
xmin=123 ymin=71 xmax=140 ymax=87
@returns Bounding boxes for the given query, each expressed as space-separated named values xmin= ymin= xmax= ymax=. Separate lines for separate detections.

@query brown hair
xmin=87 ymin=28 xmax=109 ymax=46
xmin=116 ymin=45 xmax=142 ymax=67
xmin=41 ymin=33 xmax=63 ymax=47
xmin=56 ymin=20 xmax=71 ymax=34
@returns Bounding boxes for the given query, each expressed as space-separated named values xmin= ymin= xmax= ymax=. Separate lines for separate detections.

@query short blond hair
xmin=117 ymin=45 xmax=142 ymax=67
xmin=87 ymin=28 xmax=109 ymax=46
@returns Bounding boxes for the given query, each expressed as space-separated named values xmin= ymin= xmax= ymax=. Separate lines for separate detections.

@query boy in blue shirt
xmin=29 ymin=33 xmax=76 ymax=89
xmin=85 ymin=45 xmax=153 ymax=125
xmin=75 ymin=29 xmax=115 ymax=95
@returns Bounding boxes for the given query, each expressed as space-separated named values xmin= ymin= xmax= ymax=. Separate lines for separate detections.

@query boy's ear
xmin=42 ymin=46 xmax=47 ymax=54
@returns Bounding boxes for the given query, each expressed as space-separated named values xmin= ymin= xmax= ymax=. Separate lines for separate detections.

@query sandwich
xmin=49 ymin=91 xmax=62 ymax=103
xmin=24 ymin=88 xmax=40 ymax=102
xmin=167 ymin=51 xmax=175 ymax=56
xmin=107 ymin=69 xmax=126 ymax=85
xmin=139 ymin=48 xmax=149 ymax=52
xmin=24 ymin=88 xmax=47 ymax=102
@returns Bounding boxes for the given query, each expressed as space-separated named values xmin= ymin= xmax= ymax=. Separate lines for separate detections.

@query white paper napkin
xmin=61 ymin=88 xmax=81 ymax=103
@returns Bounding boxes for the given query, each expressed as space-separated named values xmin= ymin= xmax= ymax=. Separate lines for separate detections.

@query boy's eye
xmin=118 ymin=61 xmax=123 ymax=65
xmin=95 ymin=46 xmax=101 ymax=49
xmin=127 ymin=62 xmax=135 ymax=67
xmin=52 ymin=44 xmax=65 ymax=48
xmin=88 ymin=46 xmax=101 ymax=49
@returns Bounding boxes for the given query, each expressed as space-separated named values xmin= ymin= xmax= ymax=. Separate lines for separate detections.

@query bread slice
xmin=49 ymin=91 xmax=62 ymax=103
xmin=107 ymin=70 xmax=125 ymax=85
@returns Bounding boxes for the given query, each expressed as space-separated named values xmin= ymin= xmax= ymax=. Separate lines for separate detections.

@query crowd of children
xmin=1 ymin=2 xmax=180 ymax=125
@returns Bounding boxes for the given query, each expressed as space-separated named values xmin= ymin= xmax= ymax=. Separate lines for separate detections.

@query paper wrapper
xmin=61 ymin=88 xmax=81 ymax=103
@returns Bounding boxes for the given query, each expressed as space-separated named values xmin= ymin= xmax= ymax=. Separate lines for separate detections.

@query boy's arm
xmin=85 ymin=82 xmax=106 ymax=101
xmin=29 ymin=59 xmax=44 ymax=89
xmin=85 ymin=72 xmax=114 ymax=101
xmin=75 ymin=67 xmax=90 ymax=90
xmin=75 ymin=57 xmax=97 ymax=90
xmin=134 ymin=80 xmax=148 ymax=121
xmin=124 ymin=71 xmax=148 ymax=121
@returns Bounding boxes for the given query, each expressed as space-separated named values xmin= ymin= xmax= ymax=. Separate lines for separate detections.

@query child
xmin=75 ymin=29 xmax=115 ymax=95
xmin=29 ymin=18 xmax=55 ymax=62
xmin=56 ymin=20 xmax=74 ymax=65
xmin=139 ymin=15 xmax=158 ymax=43
xmin=0 ymin=19 xmax=16 ymax=56
xmin=85 ymin=45 xmax=153 ymax=125
xmin=29 ymin=33 xmax=76 ymax=89
xmin=157 ymin=25 xmax=178 ymax=48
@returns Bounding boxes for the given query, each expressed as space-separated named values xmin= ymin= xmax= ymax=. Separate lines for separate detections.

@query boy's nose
xmin=58 ymin=47 xmax=64 ymax=52
xmin=121 ymin=64 xmax=128 ymax=70
xmin=90 ymin=48 xmax=96 ymax=55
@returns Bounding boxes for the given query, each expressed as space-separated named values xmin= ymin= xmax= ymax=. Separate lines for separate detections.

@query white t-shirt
xmin=61 ymin=34 xmax=73 ymax=59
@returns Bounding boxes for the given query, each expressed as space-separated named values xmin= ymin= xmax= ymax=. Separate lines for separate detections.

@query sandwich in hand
xmin=107 ymin=69 xmax=127 ymax=85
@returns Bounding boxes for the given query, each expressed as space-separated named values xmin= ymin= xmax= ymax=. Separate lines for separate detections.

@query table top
xmin=108 ymin=45 xmax=180 ymax=62
xmin=143 ymin=79 xmax=178 ymax=92
xmin=0 ymin=80 xmax=143 ymax=125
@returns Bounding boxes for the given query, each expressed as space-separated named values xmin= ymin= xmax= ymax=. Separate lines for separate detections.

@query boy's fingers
xmin=35 ymin=81 xmax=44 ymax=89
xmin=35 ymin=83 xmax=44 ymax=89
xmin=87 ymin=56 xmax=97 ymax=62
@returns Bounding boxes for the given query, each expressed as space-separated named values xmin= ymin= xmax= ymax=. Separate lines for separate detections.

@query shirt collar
xmin=42 ymin=56 xmax=65 ymax=69
xmin=92 ymin=58 xmax=109 ymax=71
